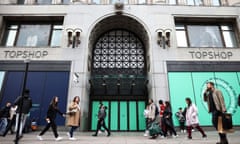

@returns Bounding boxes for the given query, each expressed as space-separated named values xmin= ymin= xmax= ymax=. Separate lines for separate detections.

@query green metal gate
xmin=91 ymin=101 xmax=146 ymax=131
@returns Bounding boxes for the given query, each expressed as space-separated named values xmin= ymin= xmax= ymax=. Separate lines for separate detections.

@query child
xmin=175 ymin=107 xmax=185 ymax=133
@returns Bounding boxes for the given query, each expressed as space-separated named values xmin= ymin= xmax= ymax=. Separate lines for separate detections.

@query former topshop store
xmin=0 ymin=4 xmax=240 ymax=131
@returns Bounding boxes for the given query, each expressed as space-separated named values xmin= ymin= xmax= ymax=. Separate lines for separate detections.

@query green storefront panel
xmin=138 ymin=101 xmax=146 ymax=130
xmin=191 ymin=72 xmax=214 ymax=125
xmin=214 ymin=72 xmax=240 ymax=125
xmin=168 ymin=72 xmax=240 ymax=126
xmin=120 ymin=101 xmax=128 ymax=130
xmin=110 ymin=101 xmax=118 ymax=130
xmin=129 ymin=101 xmax=137 ymax=130
xmin=168 ymin=72 xmax=195 ymax=126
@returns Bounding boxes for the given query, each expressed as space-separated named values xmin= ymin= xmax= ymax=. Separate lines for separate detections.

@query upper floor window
xmin=175 ymin=20 xmax=239 ymax=48
xmin=3 ymin=22 xmax=63 ymax=47
xmin=212 ymin=0 xmax=221 ymax=6
xmin=169 ymin=0 xmax=177 ymax=5
xmin=187 ymin=0 xmax=203 ymax=5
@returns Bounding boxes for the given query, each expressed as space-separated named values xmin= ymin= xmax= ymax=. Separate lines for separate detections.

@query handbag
xmin=218 ymin=113 xmax=234 ymax=133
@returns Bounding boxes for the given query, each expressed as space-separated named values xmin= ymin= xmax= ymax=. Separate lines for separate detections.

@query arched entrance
xmin=88 ymin=15 xmax=149 ymax=131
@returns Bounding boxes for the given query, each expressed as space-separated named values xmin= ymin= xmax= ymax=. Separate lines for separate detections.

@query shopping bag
xmin=218 ymin=113 xmax=234 ymax=133
xmin=149 ymin=121 xmax=162 ymax=136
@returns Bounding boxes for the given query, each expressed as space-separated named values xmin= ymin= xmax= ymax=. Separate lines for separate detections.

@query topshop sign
xmin=3 ymin=50 xmax=48 ymax=59
xmin=189 ymin=50 xmax=233 ymax=59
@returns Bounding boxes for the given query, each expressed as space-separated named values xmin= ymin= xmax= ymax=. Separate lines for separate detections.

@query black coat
xmin=14 ymin=95 xmax=32 ymax=114
xmin=0 ymin=106 xmax=10 ymax=118
xmin=46 ymin=104 xmax=63 ymax=120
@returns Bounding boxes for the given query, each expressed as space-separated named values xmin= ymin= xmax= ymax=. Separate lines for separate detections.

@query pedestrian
xmin=3 ymin=105 xmax=17 ymax=136
xmin=66 ymin=96 xmax=81 ymax=140
xmin=162 ymin=101 xmax=178 ymax=138
xmin=175 ymin=107 xmax=185 ymax=133
xmin=204 ymin=82 xmax=229 ymax=144
xmin=37 ymin=96 xmax=65 ymax=141
xmin=147 ymin=99 xmax=160 ymax=139
xmin=158 ymin=100 xmax=166 ymax=135
xmin=185 ymin=97 xmax=207 ymax=139
xmin=92 ymin=103 xmax=110 ymax=137
xmin=0 ymin=102 xmax=11 ymax=136
xmin=143 ymin=104 xmax=149 ymax=136
xmin=14 ymin=89 xmax=32 ymax=139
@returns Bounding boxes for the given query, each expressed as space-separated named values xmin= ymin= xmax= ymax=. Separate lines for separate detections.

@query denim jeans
xmin=0 ymin=118 xmax=8 ymax=135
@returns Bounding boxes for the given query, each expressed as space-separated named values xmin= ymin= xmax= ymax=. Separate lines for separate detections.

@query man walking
xmin=14 ymin=89 xmax=32 ymax=139
xmin=204 ymin=82 xmax=228 ymax=144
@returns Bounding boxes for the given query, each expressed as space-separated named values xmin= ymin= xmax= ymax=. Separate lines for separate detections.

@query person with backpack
xmin=147 ymin=99 xmax=163 ymax=139
xmin=92 ymin=103 xmax=110 ymax=137
xmin=175 ymin=107 xmax=186 ymax=133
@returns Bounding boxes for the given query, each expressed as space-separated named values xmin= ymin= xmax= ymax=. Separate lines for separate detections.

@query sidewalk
xmin=1 ymin=130 xmax=239 ymax=144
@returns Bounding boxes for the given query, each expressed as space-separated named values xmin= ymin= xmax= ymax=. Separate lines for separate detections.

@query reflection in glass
xmin=51 ymin=25 xmax=63 ymax=47
xmin=37 ymin=0 xmax=52 ymax=4
xmin=176 ymin=25 xmax=188 ymax=47
xmin=0 ymin=72 xmax=5 ymax=93
xmin=188 ymin=25 xmax=223 ymax=47
xmin=16 ymin=25 xmax=51 ymax=47
xmin=212 ymin=0 xmax=220 ymax=6
xmin=5 ymin=25 xmax=18 ymax=47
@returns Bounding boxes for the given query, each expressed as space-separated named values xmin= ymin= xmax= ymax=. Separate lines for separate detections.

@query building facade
xmin=0 ymin=0 xmax=239 ymax=131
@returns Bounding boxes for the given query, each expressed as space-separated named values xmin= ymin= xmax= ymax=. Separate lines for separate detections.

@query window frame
xmin=2 ymin=21 xmax=63 ymax=48
xmin=175 ymin=18 xmax=239 ymax=48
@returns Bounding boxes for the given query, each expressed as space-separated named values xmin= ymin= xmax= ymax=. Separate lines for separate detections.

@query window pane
xmin=63 ymin=0 xmax=70 ymax=4
xmin=223 ymin=31 xmax=237 ymax=48
xmin=195 ymin=0 xmax=203 ymax=5
xmin=212 ymin=0 xmax=220 ymax=6
xmin=169 ymin=0 xmax=176 ymax=4
xmin=92 ymin=0 xmax=101 ymax=4
xmin=138 ymin=0 xmax=146 ymax=4
xmin=176 ymin=31 xmax=188 ymax=47
xmin=5 ymin=25 xmax=18 ymax=47
xmin=51 ymin=30 xmax=62 ymax=47
xmin=187 ymin=26 xmax=223 ymax=47
xmin=16 ymin=25 xmax=51 ymax=47
xmin=187 ymin=0 xmax=194 ymax=5
xmin=37 ymin=0 xmax=52 ymax=4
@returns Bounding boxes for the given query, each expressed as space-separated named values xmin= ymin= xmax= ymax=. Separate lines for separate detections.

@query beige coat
xmin=67 ymin=102 xmax=81 ymax=126
xmin=204 ymin=88 xmax=226 ymax=113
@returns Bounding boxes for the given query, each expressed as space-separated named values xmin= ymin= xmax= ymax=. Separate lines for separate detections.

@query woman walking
xmin=162 ymin=101 xmax=178 ymax=138
xmin=67 ymin=96 xmax=81 ymax=140
xmin=185 ymin=97 xmax=207 ymax=139
xmin=37 ymin=96 xmax=65 ymax=141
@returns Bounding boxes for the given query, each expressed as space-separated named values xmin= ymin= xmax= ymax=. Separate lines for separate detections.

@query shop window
xmin=175 ymin=21 xmax=238 ymax=48
xmin=3 ymin=22 xmax=63 ymax=47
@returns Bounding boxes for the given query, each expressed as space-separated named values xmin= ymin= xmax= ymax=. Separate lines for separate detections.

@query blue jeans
xmin=69 ymin=126 xmax=78 ymax=137
xmin=0 ymin=118 xmax=8 ymax=135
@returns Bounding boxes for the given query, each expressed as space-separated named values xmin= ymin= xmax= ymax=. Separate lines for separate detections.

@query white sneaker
xmin=55 ymin=137 xmax=63 ymax=141
xmin=69 ymin=137 xmax=76 ymax=140
xmin=172 ymin=135 xmax=179 ymax=138
xmin=67 ymin=132 xmax=70 ymax=137
xmin=143 ymin=133 xmax=148 ymax=137
xmin=37 ymin=135 xmax=43 ymax=141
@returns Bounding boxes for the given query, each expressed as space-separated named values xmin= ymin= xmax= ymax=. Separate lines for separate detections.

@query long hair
xmin=50 ymin=96 xmax=58 ymax=108
xmin=185 ymin=97 xmax=192 ymax=108
xmin=73 ymin=96 xmax=80 ymax=104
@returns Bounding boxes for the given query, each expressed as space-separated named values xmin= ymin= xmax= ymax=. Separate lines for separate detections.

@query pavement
xmin=1 ymin=130 xmax=240 ymax=144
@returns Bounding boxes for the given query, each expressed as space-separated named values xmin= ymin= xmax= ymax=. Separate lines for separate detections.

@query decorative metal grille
xmin=92 ymin=30 xmax=145 ymax=75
